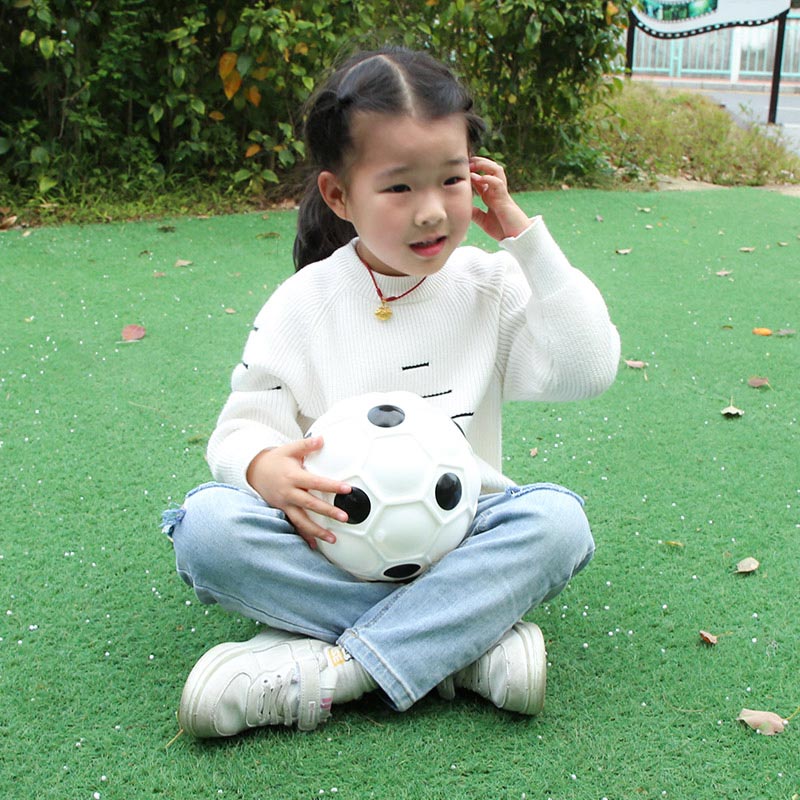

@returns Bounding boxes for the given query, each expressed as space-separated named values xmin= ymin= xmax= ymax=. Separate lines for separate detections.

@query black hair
xmin=292 ymin=48 xmax=486 ymax=270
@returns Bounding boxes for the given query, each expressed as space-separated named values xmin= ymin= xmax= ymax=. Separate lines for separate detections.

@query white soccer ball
xmin=304 ymin=391 xmax=481 ymax=582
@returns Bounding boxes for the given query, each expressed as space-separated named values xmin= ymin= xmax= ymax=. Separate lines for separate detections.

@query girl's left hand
xmin=470 ymin=156 xmax=532 ymax=241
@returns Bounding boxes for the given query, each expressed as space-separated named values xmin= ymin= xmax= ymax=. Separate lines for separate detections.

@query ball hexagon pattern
xmin=304 ymin=391 xmax=481 ymax=582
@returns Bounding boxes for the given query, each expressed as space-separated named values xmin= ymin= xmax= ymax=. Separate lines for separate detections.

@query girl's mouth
xmin=409 ymin=236 xmax=447 ymax=257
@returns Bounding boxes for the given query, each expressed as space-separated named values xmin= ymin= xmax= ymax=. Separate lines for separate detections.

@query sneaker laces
xmin=249 ymin=650 xmax=330 ymax=731
xmin=254 ymin=675 xmax=294 ymax=727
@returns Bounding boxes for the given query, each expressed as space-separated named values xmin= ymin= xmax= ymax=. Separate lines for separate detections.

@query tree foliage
xmin=0 ymin=0 xmax=629 ymax=207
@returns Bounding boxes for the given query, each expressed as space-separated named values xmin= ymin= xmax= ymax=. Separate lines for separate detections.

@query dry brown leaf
xmin=174 ymin=259 xmax=192 ymax=268
xmin=716 ymin=269 xmax=733 ymax=277
xmin=121 ymin=324 xmax=146 ymax=342
xmin=224 ymin=308 xmax=236 ymax=314
xmin=736 ymin=556 xmax=760 ymax=574
xmin=739 ymin=246 xmax=756 ymax=253
xmin=752 ymin=327 xmax=772 ymax=336
xmin=699 ymin=630 xmax=718 ymax=645
xmin=737 ymin=708 xmax=787 ymax=735
xmin=625 ymin=359 xmax=647 ymax=369
xmin=747 ymin=377 xmax=770 ymax=389
xmin=616 ymin=247 xmax=632 ymax=255
xmin=529 ymin=447 xmax=538 ymax=458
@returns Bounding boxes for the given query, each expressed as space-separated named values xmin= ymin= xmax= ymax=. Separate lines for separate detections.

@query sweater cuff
xmin=500 ymin=216 xmax=576 ymax=300
xmin=208 ymin=427 xmax=288 ymax=492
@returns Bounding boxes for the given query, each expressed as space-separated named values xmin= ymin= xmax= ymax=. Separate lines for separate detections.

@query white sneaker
xmin=178 ymin=629 xmax=335 ymax=737
xmin=438 ymin=622 xmax=547 ymax=715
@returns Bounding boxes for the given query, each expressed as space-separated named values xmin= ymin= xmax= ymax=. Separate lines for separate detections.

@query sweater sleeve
xmin=498 ymin=217 xmax=620 ymax=402
xmin=205 ymin=290 xmax=310 ymax=491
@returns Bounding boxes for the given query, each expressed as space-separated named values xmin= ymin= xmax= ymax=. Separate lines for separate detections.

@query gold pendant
xmin=374 ymin=302 xmax=392 ymax=320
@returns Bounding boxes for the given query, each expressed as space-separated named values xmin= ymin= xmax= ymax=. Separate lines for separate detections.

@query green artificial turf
xmin=1 ymin=188 xmax=798 ymax=800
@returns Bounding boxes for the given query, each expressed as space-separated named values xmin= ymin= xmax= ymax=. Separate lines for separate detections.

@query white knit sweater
xmin=208 ymin=217 xmax=620 ymax=494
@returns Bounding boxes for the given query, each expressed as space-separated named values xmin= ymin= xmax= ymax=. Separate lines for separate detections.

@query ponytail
xmin=293 ymin=178 xmax=356 ymax=270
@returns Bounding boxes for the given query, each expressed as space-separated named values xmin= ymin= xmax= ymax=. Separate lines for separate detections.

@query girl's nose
xmin=415 ymin=193 xmax=445 ymax=227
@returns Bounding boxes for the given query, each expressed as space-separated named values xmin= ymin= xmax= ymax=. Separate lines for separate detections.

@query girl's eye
xmin=444 ymin=175 xmax=466 ymax=186
xmin=384 ymin=184 xmax=411 ymax=194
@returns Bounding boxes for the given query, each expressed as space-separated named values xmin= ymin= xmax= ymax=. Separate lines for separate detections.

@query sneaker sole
xmin=178 ymin=628 xmax=305 ymax=737
xmin=510 ymin=622 xmax=547 ymax=715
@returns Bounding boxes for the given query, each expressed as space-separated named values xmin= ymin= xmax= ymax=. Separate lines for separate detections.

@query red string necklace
xmin=357 ymin=251 xmax=427 ymax=321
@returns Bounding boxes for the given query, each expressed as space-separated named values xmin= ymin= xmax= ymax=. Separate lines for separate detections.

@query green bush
xmin=0 ymin=0 xmax=629 ymax=214
xmin=587 ymin=81 xmax=800 ymax=186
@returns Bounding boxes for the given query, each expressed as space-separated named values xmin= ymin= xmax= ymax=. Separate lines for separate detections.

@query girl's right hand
xmin=246 ymin=437 xmax=352 ymax=549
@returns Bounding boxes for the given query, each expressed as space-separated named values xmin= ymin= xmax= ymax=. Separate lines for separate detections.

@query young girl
xmin=163 ymin=47 xmax=620 ymax=737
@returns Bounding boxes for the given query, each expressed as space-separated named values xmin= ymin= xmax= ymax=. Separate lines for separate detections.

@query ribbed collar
xmin=341 ymin=239 xmax=452 ymax=306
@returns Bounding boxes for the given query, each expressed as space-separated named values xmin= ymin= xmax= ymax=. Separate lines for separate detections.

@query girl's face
xmin=319 ymin=113 xmax=474 ymax=277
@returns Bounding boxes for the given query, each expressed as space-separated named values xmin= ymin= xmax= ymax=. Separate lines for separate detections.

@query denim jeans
xmin=164 ymin=481 xmax=595 ymax=712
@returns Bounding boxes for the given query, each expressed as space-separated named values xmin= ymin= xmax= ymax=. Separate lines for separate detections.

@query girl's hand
xmin=246 ymin=437 xmax=352 ymax=549
xmin=469 ymin=156 xmax=532 ymax=241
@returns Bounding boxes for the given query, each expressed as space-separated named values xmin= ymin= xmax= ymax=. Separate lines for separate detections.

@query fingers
xmin=251 ymin=436 xmax=353 ymax=549
xmin=286 ymin=507 xmax=338 ymax=549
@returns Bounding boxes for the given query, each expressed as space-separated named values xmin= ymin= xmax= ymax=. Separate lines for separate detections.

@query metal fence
xmin=631 ymin=11 xmax=800 ymax=82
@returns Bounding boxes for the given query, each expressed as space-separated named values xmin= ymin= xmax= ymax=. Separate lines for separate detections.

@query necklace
xmin=358 ymin=252 xmax=427 ymax=321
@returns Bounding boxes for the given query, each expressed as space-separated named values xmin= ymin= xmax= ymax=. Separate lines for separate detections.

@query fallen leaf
xmin=699 ymin=630 xmax=718 ymax=645
xmin=747 ymin=377 xmax=770 ymax=388
xmin=752 ymin=327 xmax=772 ymax=336
xmin=739 ymin=246 xmax=756 ymax=253
xmin=529 ymin=447 xmax=538 ymax=458
xmin=153 ymin=271 xmax=166 ymax=278
xmin=637 ymin=206 xmax=651 ymax=213
xmin=775 ymin=328 xmax=796 ymax=337
xmin=716 ymin=269 xmax=733 ymax=277
xmin=0 ymin=214 xmax=18 ymax=230
xmin=737 ymin=708 xmax=787 ymax=735
xmin=736 ymin=556 xmax=760 ymax=573
xmin=721 ymin=401 xmax=744 ymax=418
xmin=778 ymin=241 xmax=788 ymax=247
xmin=595 ymin=215 xmax=604 ymax=222
xmin=625 ymin=359 xmax=647 ymax=369
xmin=224 ymin=308 xmax=236 ymax=314
xmin=664 ymin=540 xmax=684 ymax=548
xmin=616 ymin=247 xmax=632 ymax=255
xmin=121 ymin=324 xmax=146 ymax=341
xmin=158 ymin=225 xmax=176 ymax=233
xmin=174 ymin=259 xmax=192 ymax=268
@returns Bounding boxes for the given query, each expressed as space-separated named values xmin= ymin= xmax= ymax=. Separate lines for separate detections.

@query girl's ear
xmin=317 ymin=171 xmax=348 ymax=221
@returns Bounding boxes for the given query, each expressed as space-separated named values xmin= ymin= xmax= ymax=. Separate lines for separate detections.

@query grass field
xmin=1 ymin=187 xmax=798 ymax=799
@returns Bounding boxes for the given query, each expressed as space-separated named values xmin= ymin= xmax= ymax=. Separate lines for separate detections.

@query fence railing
xmin=630 ymin=11 xmax=800 ymax=83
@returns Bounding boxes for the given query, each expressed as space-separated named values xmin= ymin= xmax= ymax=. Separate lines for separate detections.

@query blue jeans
xmin=164 ymin=481 xmax=594 ymax=711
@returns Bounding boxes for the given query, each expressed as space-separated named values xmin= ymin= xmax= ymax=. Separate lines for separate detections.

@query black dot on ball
xmin=435 ymin=473 xmax=462 ymax=510
xmin=367 ymin=404 xmax=406 ymax=428
xmin=383 ymin=563 xmax=421 ymax=580
xmin=334 ymin=488 xmax=371 ymax=524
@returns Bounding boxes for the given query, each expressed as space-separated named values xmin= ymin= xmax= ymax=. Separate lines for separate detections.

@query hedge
xmin=0 ymin=0 xmax=629 ymax=206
